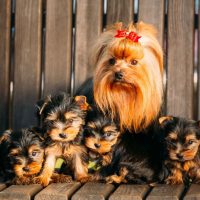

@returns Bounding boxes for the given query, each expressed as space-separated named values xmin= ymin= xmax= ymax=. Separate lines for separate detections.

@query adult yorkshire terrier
xmin=76 ymin=22 xmax=163 ymax=132
xmin=159 ymin=116 xmax=200 ymax=185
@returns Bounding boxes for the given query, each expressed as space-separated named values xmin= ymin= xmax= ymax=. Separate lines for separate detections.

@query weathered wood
xmin=35 ymin=182 xmax=81 ymax=200
xmin=166 ymin=0 xmax=194 ymax=118
xmin=0 ymin=183 xmax=6 ymax=191
xmin=138 ymin=0 xmax=165 ymax=46
xmin=72 ymin=182 xmax=115 ymax=200
xmin=109 ymin=184 xmax=150 ymax=200
xmin=106 ymin=0 xmax=133 ymax=25
xmin=74 ymin=0 xmax=103 ymax=92
xmin=0 ymin=0 xmax=11 ymax=131
xmin=44 ymin=0 xmax=72 ymax=96
xmin=146 ymin=184 xmax=185 ymax=200
xmin=12 ymin=0 xmax=42 ymax=129
xmin=0 ymin=184 xmax=42 ymax=200
xmin=198 ymin=3 xmax=200 ymax=119
xmin=184 ymin=184 xmax=200 ymax=200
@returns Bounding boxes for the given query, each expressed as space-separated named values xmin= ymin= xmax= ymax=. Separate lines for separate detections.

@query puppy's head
xmin=37 ymin=92 xmax=89 ymax=142
xmin=159 ymin=116 xmax=200 ymax=162
xmin=1 ymin=128 xmax=45 ymax=177
xmin=84 ymin=111 xmax=120 ymax=154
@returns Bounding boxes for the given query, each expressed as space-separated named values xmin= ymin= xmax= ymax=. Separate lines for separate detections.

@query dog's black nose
xmin=23 ymin=167 xmax=30 ymax=172
xmin=94 ymin=143 xmax=101 ymax=148
xmin=115 ymin=71 xmax=123 ymax=80
xmin=177 ymin=154 xmax=183 ymax=159
xmin=59 ymin=133 xmax=67 ymax=139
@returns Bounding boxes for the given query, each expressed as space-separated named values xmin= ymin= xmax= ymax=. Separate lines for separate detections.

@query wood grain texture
xmin=0 ymin=0 xmax=11 ymax=131
xmin=146 ymin=184 xmax=185 ymax=200
xmin=44 ymin=0 xmax=72 ymax=96
xmin=12 ymin=0 xmax=42 ymax=129
xmin=109 ymin=184 xmax=150 ymax=200
xmin=71 ymin=182 xmax=115 ymax=200
xmin=106 ymin=0 xmax=134 ymax=25
xmin=74 ymin=0 xmax=103 ymax=92
xmin=0 ymin=184 xmax=42 ymax=200
xmin=35 ymin=182 xmax=81 ymax=200
xmin=166 ymin=0 xmax=194 ymax=118
xmin=138 ymin=0 xmax=165 ymax=46
xmin=184 ymin=184 xmax=200 ymax=200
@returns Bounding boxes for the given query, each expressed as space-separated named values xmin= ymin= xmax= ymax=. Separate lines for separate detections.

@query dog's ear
xmin=0 ymin=129 xmax=12 ymax=144
xmin=31 ymin=127 xmax=45 ymax=141
xmin=74 ymin=96 xmax=90 ymax=111
xmin=158 ymin=116 xmax=173 ymax=127
xmin=36 ymin=95 xmax=51 ymax=115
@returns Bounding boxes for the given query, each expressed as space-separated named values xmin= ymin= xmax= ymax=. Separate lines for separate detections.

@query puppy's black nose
xmin=59 ymin=133 xmax=67 ymax=139
xmin=94 ymin=143 xmax=101 ymax=148
xmin=177 ymin=154 xmax=183 ymax=160
xmin=23 ymin=167 xmax=30 ymax=172
xmin=115 ymin=71 xmax=123 ymax=80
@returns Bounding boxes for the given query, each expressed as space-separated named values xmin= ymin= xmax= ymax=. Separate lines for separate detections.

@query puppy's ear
xmin=158 ymin=116 xmax=173 ymax=126
xmin=36 ymin=95 xmax=51 ymax=115
xmin=74 ymin=96 xmax=89 ymax=111
xmin=0 ymin=129 xmax=12 ymax=144
xmin=31 ymin=127 xmax=45 ymax=141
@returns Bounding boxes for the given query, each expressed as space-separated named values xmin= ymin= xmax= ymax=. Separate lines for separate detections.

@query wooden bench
xmin=0 ymin=0 xmax=199 ymax=199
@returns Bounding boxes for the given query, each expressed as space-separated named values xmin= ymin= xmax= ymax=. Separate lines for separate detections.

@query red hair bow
xmin=115 ymin=30 xmax=141 ymax=42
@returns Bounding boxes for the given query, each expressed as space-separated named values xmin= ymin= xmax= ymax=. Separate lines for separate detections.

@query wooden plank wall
xmin=0 ymin=0 xmax=198 ymax=131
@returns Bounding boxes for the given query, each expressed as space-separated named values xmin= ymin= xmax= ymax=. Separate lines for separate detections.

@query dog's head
xmin=37 ymin=92 xmax=89 ymax=142
xmin=159 ymin=116 xmax=200 ymax=162
xmin=93 ymin=22 xmax=163 ymax=132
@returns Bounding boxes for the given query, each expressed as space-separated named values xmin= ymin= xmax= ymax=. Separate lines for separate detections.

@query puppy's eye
xmin=187 ymin=140 xmax=194 ymax=145
xmin=109 ymin=58 xmax=116 ymax=65
xmin=130 ymin=59 xmax=138 ymax=65
xmin=32 ymin=151 xmax=38 ymax=157
xmin=68 ymin=119 xmax=73 ymax=123
xmin=105 ymin=132 xmax=112 ymax=137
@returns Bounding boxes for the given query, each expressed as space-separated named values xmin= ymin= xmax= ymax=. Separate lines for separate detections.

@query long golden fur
xmin=93 ymin=22 xmax=163 ymax=132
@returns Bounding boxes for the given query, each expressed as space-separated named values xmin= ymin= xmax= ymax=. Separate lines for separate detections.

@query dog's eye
xmin=32 ymin=151 xmax=38 ymax=156
xmin=105 ymin=132 xmax=112 ymax=137
xmin=130 ymin=59 xmax=138 ymax=65
xmin=68 ymin=119 xmax=73 ymax=123
xmin=109 ymin=58 xmax=116 ymax=65
xmin=187 ymin=140 xmax=194 ymax=145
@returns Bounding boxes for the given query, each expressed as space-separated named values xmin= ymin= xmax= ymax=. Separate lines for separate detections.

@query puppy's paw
xmin=51 ymin=173 xmax=73 ymax=183
xmin=33 ymin=175 xmax=51 ymax=186
xmin=165 ymin=176 xmax=183 ymax=185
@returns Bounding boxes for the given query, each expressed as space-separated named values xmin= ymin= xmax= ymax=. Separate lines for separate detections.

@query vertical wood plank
xmin=106 ymin=0 xmax=134 ymax=26
xmin=0 ymin=0 xmax=11 ymax=131
xmin=74 ymin=0 xmax=103 ymax=92
xmin=44 ymin=0 xmax=72 ymax=96
xmin=166 ymin=0 xmax=194 ymax=118
xmin=198 ymin=2 xmax=200 ymax=119
xmin=138 ymin=0 xmax=165 ymax=46
xmin=13 ymin=0 xmax=42 ymax=129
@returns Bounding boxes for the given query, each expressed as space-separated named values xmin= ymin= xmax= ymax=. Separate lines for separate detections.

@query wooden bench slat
xmin=0 ymin=183 xmax=7 ymax=191
xmin=0 ymin=184 xmax=42 ymax=200
xmin=166 ymin=0 xmax=194 ymax=118
xmin=0 ymin=0 xmax=11 ymax=131
xmin=71 ymin=182 xmax=115 ymax=200
xmin=44 ymin=0 xmax=72 ymax=96
xmin=74 ymin=0 xmax=103 ymax=92
xmin=35 ymin=182 xmax=81 ymax=200
xmin=138 ymin=0 xmax=165 ymax=46
xmin=184 ymin=184 xmax=200 ymax=200
xmin=12 ymin=0 xmax=42 ymax=129
xmin=106 ymin=0 xmax=134 ymax=25
xmin=146 ymin=184 xmax=185 ymax=200
xmin=109 ymin=184 xmax=150 ymax=200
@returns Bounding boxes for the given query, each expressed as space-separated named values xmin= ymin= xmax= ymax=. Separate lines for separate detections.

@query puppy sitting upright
xmin=0 ymin=128 xmax=45 ymax=184
xmin=76 ymin=22 xmax=163 ymax=132
xmin=159 ymin=116 xmax=200 ymax=184
xmin=35 ymin=92 xmax=89 ymax=186
xmin=84 ymin=109 xmax=121 ymax=172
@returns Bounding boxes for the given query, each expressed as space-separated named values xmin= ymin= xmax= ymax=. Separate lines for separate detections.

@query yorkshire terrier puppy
xmin=0 ymin=128 xmax=45 ymax=184
xmin=159 ymin=116 xmax=200 ymax=185
xmin=35 ymin=92 xmax=89 ymax=186
xmin=76 ymin=21 xmax=163 ymax=132
xmin=95 ymin=124 xmax=166 ymax=184
xmin=84 ymin=109 xmax=121 ymax=172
